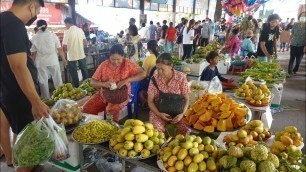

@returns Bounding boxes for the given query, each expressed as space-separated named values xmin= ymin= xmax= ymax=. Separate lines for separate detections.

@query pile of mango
xmin=51 ymin=83 xmax=85 ymax=101
xmin=158 ymin=135 xmax=218 ymax=172
xmin=183 ymin=93 xmax=249 ymax=132
xmin=110 ymin=119 xmax=165 ymax=159
xmin=79 ymin=78 xmax=98 ymax=96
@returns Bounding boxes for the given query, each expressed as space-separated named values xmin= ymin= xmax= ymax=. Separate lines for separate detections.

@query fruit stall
xmin=12 ymin=48 xmax=305 ymax=172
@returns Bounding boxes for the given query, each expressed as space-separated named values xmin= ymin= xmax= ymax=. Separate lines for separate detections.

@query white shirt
xmin=63 ymin=26 xmax=86 ymax=61
xmin=182 ymin=27 xmax=195 ymax=44
xmin=30 ymin=30 xmax=61 ymax=68
xmin=139 ymin=26 xmax=149 ymax=39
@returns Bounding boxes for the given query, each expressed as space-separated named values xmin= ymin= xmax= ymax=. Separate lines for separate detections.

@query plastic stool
xmin=231 ymin=65 xmax=244 ymax=75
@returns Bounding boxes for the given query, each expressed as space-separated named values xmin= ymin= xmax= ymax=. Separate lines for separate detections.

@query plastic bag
xmin=44 ymin=118 xmax=70 ymax=162
xmin=13 ymin=118 xmax=55 ymax=167
xmin=208 ymin=76 xmax=223 ymax=94
xmin=95 ymin=158 xmax=122 ymax=172
xmin=51 ymin=99 xmax=82 ymax=126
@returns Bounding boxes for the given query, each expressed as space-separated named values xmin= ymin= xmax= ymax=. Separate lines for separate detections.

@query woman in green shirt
xmin=287 ymin=14 xmax=306 ymax=76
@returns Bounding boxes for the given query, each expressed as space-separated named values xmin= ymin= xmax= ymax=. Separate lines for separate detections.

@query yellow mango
xmin=226 ymin=118 xmax=234 ymax=131
xmin=195 ymin=108 xmax=207 ymax=116
xmin=200 ymin=101 xmax=209 ymax=109
xmin=217 ymin=119 xmax=227 ymax=132
xmin=186 ymin=108 xmax=194 ymax=117
xmin=207 ymin=95 xmax=218 ymax=103
xmin=203 ymin=125 xmax=215 ymax=133
xmin=220 ymin=103 xmax=230 ymax=112
xmin=235 ymin=107 xmax=248 ymax=117
xmin=211 ymin=118 xmax=218 ymax=127
xmin=219 ymin=111 xmax=231 ymax=119
xmin=191 ymin=102 xmax=203 ymax=112
xmin=218 ymin=93 xmax=227 ymax=100
xmin=211 ymin=97 xmax=222 ymax=107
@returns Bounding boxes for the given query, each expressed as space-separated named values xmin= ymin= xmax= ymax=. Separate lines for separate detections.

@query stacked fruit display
xmin=79 ymin=78 xmax=98 ymax=96
xmin=52 ymin=101 xmax=82 ymax=126
xmin=270 ymin=126 xmax=304 ymax=163
xmin=235 ymin=81 xmax=257 ymax=99
xmin=73 ymin=120 xmax=119 ymax=144
xmin=110 ymin=119 xmax=165 ymax=159
xmin=51 ymin=83 xmax=86 ymax=101
xmin=158 ymin=135 xmax=218 ymax=172
xmin=223 ymin=120 xmax=272 ymax=147
xmin=245 ymin=84 xmax=271 ymax=106
xmin=183 ymin=93 xmax=250 ymax=132
xmin=192 ymin=43 xmax=221 ymax=63
xmin=240 ymin=61 xmax=286 ymax=84
xmin=217 ymin=145 xmax=281 ymax=172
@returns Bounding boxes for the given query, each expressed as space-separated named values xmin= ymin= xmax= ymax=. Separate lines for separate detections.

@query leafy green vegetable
xmin=13 ymin=121 xmax=55 ymax=167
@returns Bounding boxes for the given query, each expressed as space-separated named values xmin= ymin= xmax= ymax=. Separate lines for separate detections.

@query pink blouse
xmin=226 ymin=35 xmax=241 ymax=57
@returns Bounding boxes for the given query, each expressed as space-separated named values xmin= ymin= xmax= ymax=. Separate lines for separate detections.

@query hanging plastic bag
xmin=44 ymin=118 xmax=70 ymax=162
xmin=13 ymin=118 xmax=55 ymax=167
xmin=208 ymin=76 xmax=223 ymax=94
xmin=51 ymin=99 xmax=83 ymax=126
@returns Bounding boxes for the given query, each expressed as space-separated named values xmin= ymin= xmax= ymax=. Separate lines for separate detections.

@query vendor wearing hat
xmin=240 ymin=30 xmax=257 ymax=58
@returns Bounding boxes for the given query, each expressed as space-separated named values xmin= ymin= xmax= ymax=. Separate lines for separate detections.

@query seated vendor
xmin=200 ymin=51 xmax=234 ymax=83
xmin=240 ymin=30 xmax=257 ymax=58
xmin=147 ymin=53 xmax=191 ymax=135
xmin=82 ymin=44 xmax=146 ymax=122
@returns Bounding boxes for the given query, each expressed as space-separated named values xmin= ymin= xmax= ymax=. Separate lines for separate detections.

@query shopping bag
xmin=208 ymin=76 xmax=223 ymax=94
xmin=44 ymin=118 xmax=70 ymax=162
xmin=13 ymin=118 xmax=55 ymax=167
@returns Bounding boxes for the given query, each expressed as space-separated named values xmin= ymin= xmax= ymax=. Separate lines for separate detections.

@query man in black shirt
xmin=161 ymin=20 xmax=168 ymax=40
xmin=1 ymin=0 xmax=50 ymax=170
xmin=257 ymin=14 xmax=280 ymax=62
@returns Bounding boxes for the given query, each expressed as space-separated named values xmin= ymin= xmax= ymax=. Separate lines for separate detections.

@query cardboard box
xmin=279 ymin=31 xmax=291 ymax=43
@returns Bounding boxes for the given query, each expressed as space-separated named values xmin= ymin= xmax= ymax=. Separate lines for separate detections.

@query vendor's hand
xmin=267 ymin=55 xmax=273 ymax=59
xmin=171 ymin=114 xmax=184 ymax=124
xmin=158 ymin=113 xmax=172 ymax=122
xmin=228 ymin=78 xmax=234 ymax=83
xmin=117 ymin=78 xmax=130 ymax=89
xmin=103 ymin=81 xmax=113 ymax=88
xmin=32 ymin=101 xmax=50 ymax=120
xmin=286 ymin=44 xmax=290 ymax=50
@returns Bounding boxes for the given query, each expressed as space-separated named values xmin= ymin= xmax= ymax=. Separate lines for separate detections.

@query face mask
xmin=26 ymin=6 xmax=37 ymax=26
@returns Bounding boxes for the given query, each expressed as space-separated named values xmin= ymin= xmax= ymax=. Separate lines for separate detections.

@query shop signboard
xmin=0 ymin=2 xmax=62 ymax=25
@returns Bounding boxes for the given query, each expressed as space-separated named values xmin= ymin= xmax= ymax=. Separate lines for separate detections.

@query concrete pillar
xmin=68 ymin=0 xmax=76 ymax=24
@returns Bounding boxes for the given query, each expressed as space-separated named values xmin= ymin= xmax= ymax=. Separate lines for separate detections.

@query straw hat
xmin=246 ymin=30 xmax=254 ymax=37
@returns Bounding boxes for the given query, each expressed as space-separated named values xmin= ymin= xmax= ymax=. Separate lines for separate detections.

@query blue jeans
xmin=258 ymin=56 xmax=273 ymax=63
xmin=68 ymin=58 xmax=88 ymax=87
xmin=166 ymin=41 xmax=175 ymax=54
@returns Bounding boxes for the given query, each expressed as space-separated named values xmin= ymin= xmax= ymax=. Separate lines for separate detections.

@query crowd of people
xmin=0 ymin=0 xmax=305 ymax=171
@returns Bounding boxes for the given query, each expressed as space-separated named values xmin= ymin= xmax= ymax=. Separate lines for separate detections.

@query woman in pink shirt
xmin=223 ymin=28 xmax=241 ymax=57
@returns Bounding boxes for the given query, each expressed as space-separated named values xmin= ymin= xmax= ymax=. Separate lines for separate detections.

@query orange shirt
xmin=166 ymin=27 xmax=177 ymax=42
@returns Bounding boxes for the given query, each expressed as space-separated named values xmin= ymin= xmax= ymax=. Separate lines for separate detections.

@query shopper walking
xmin=286 ymin=18 xmax=295 ymax=51
xmin=287 ymin=15 xmax=306 ymax=77
xmin=139 ymin=23 xmax=149 ymax=40
xmin=193 ymin=22 xmax=201 ymax=54
xmin=149 ymin=20 xmax=157 ymax=40
xmin=148 ymin=53 xmax=191 ymax=135
xmin=161 ymin=20 xmax=168 ymax=40
xmin=127 ymin=24 xmax=143 ymax=61
xmin=200 ymin=20 xmax=210 ymax=47
xmin=223 ymin=28 xmax=241 ymax=58
xmin=143 ymin=40 xmax=159 ymax=76
xmin=175 ymin=18 xmax=186 ymax=58
xmin=63 ymin=17 xmax=88 ymax=87
xmin=182 ymin=19 xmax=195 ymax=60
xmin=0 ymin=0 xmax=50 ymax=171
xmin=256 ymin=14 xmax=280 ymax=62
xmin=31 ymin=19 xmax=67 ymax=99
xmin=165 ymin=22 xmax=177 ymax=54
xmin=252 ymin=18 xmax=260 ymax=51
xmin=156 ymin=22 xmax=162 ymax=41
xmin=208 ymin=19 xmax=215 ymax=42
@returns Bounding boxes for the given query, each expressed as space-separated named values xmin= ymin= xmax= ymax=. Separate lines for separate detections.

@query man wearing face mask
xmin=0 ymin=0 xmax=50 ymax=170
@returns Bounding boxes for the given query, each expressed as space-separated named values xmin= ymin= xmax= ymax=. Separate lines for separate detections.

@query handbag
xmin=151 ymin=77 xmax=186 ymax=117
xmin=102 ymin=62 xmax=129 ymax=104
